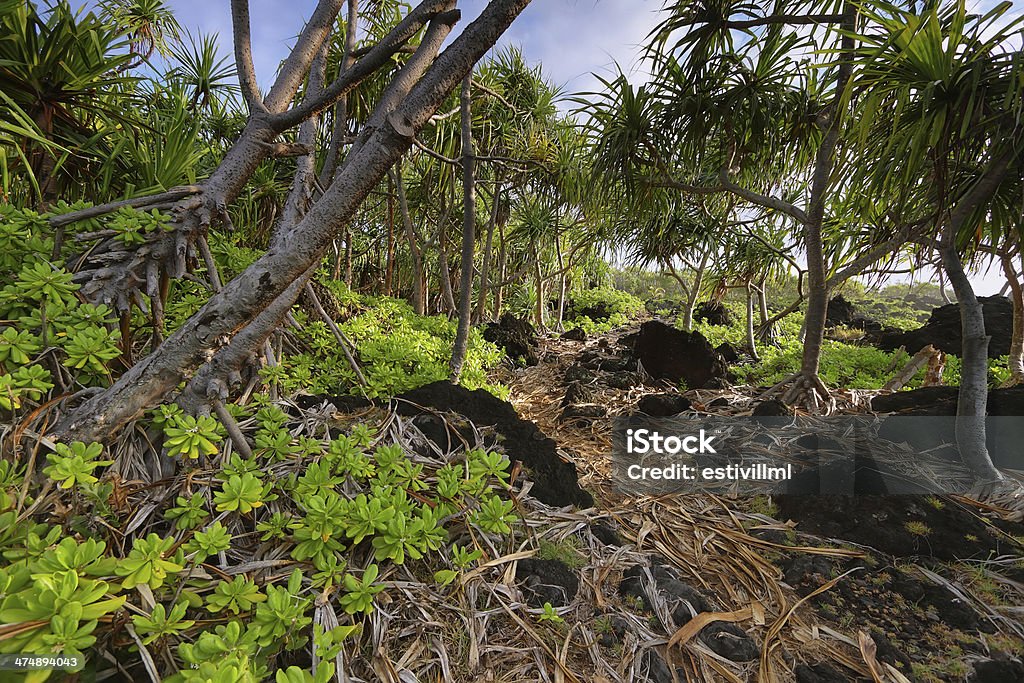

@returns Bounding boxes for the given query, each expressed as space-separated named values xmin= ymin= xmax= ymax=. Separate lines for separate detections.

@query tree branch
xmin=471 ymin=78 xmax=512 ymax=108
xmin=826 ymin=224 xmax=917 ymax=289
xmin=176 ymin=264 xmax=317 ymax=413
xmin=55 ymin=0 xmax=534 ymax=443
xmin=718 ymin=169 xmax=809 ymax=224
xmin=48 ymin=186 xmax=203 ymax=228
xmin=651 ymin=170 xmax=809 ymax=224
xmin=318 ymin=0 xmax=361 ymax=187
xmin=263 ymin=0 xmax=346 ymax=112
xmin=273 ymin=0 xmax=456 ymax=129
xmin=230 ymin=0 xmax=268 ymax=113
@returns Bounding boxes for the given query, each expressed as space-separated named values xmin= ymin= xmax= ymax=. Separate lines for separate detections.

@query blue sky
xmin=159 ymin=0 xmax=664 ymax=96
xmin=123 ymin=0 xmax=1018 ymax=293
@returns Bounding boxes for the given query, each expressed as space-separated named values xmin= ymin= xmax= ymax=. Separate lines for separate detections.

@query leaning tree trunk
xmin=938 ymin=268 xmax=953 ymax=304
xmin=493 ymin=223 xmax=507 ymax=320
xmin=533 ymin=247 xmax=546 ymax=331
xmin=319 ymin=0 xmax=361 ymax=186
xmin=554 ymin=233 xmax=567 ymax=331
xmin=344 ymin=225 xmax=354 ymax=286
xmin=1000 ymin=251 xmax=1024 ymax=385
xmin=54 ymin=0 xmax=534 ymax=445
xmin=69 ymin=0 xmax=455 ymax=311
xmin=756 ymin=276 xmax=775 ymax=343
xmin=941 ymin=228 xmax=1003 ymax=482
xmin=385 ymin=173 xmax=396 ymax=295
xmin=450 ymin=76 xmax=476 ymax=380
xmin=778 ymin=1 xmax=855 ymax=408
xmin=791 ymin=134 xmax=835 ymax=403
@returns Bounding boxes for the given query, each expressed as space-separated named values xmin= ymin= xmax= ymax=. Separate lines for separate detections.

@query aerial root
xmin=783 ymin=373 xmax=835 ymax=414
xmin=966 ymin=478 xmax=1024 ymax=522
xmin=759 ymin=371 xmax=836 ymax=415
xmin=998 ymin=374 xmax=1024 ymax=389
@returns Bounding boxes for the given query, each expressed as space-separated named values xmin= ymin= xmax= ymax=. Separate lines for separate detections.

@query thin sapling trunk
xmin=449 ymin=76 xmax=476 ymax=380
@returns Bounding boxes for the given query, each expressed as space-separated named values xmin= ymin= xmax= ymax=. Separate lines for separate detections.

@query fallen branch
xmin=882 ymin=345 xmax=940 ymax=392
xmin=48 ymin=186 xmax=203 ymax=228
xmin=303 ymin=283 xmax=368 ymax=389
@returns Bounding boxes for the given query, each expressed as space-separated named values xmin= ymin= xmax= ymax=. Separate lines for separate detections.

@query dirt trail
xmin=497 ymin=327 xmax=1024 ymax=683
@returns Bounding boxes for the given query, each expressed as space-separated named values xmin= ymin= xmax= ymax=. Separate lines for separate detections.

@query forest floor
xmin=489 ymin=323 xmax=1024 ymax=683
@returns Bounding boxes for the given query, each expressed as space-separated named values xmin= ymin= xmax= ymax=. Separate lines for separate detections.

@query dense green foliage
xmin=2 ymin=0 xmax=1023 ymax=678
xmin=564 ymin=286 xmax=645 ymax=334
xmin=313 ymin=296 xmax=505 ymax=398
xmin=2 ymin=410 xmax=519 ymax=681
xmin=691 ymin=299 xmax=1013 ymax=390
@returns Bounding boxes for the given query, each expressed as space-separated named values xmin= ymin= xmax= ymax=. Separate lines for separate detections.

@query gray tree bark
xmin=474 ymin=181 xmax=502 ymax=323
xmin=55 ymin=0 xmax=534 ymax=444
xmin=72 ymin=0 xmax=452 ymax=310
xmin=937 ymin=149 xmax=1014 ymax=482
xmin=941 ymin=230 xmax=1002 ymax=482
xmin=780 ymin=2 xmax=855 ymax=406
xmin=1001 ymin=251 xmax=1024 ymax=384
xmin=745 ymin=281 xmax=759 ymax=361
xmin=393 ymin=166 xmax=426 ymax=314
xmin=450 ymin=76 xmax=476 ymax=380
xmin=493 ymin=221 xmax=507 ymax=319
xmin=554 ymin=233 xmax=566 ymax=331
xmin=681 ymin=252 xmax=708 ymax=331
xmin=437 ymin=218 xmax=457 ymax=314
xmin=319 ymin=0 xmax=361 ymax=187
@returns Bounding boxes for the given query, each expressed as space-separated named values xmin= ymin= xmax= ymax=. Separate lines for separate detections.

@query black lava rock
xmin=484 ymin=314 xmax=539 ymax=365
xmin=395 ymin=381 xmax=592 ymax=507
xmin=826 ymin=294 xmax=857 ymax=326
xmin=516 ymin=558 xmax=579 ymax=607
xmin=637 ymin=393 xmax=692 ymax=416
xmin=694 ymin=301 xmax=733 ymax=326
xmin=561 ymin=327 xmax=586 ymax=341
xmin=604 ymin=371 xmax=642 ymax=389
xmin=716 ymin=342 xmax=741 ymax=363
xmin=561 ymin=381 xmax=593 ymax=407
xmin=752 ymin=399 xmax=793 ymax=416
xmin=634 ymin=320 xmax=729 ymax=389
xmin=564 ymin=364 xmax=595 ymax=384
xmin=877 ymin=295 xmax=1013 ymax=358
xmin=701 ymin=621 xmax=759 ymax=662
xmin=560 ymin=404 xmax=607 ymax=421
xmin=970 ymin=659 xmax=1024 ymax=683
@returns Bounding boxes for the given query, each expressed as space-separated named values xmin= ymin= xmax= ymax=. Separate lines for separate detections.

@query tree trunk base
xmin=761 ymin=371 xmax=835 ymax=414
xmin=965 ymin=478 xmax=1024 ymax=522
xmin=998 ymin=375 xmax=1024 ymax=389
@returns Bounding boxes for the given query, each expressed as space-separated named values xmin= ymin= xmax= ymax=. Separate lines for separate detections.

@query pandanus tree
xmin=99 ymin=0 xmax=180 ymax=60
xmin=716 ymin=226 xmax=794 ymax=358
xmin=48 ymin=0 xmax=535 ymax=447
xmin=845 ymin=0 xmax=1024 ymax=485
xmin=470 ymin=47 xmax=565 ymax=323
xmin=585 ymin=1 xmax=929 ymax=410
xmin=0 ymin=0 xmax=142 ymax=205
xmin=611 ymin=189 xmax=727 ymax=330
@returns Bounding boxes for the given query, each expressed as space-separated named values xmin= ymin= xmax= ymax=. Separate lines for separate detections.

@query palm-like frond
xmin=167 ymin=29 xmax=238 ymax=111
xmin=846 ymin=0 xmax=1024 ymax=250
